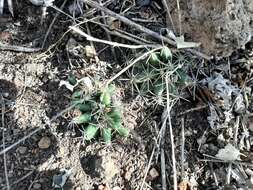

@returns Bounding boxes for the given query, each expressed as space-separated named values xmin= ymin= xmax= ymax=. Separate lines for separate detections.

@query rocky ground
xmin=0 ymin=0 xmax=253 ymax=190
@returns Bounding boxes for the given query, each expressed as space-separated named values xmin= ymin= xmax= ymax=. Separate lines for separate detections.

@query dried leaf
xmin=216 ymin=143 xmax=241 ymax=161
xmin=77 ymin=77 xmax=93 ymax=92
xmin=52 ymin=169 xmax=72 ymax=188
xmin=29 ymin=0 xmax=54 ymax=6
xmin=84 ymin=45 xmax=96 ymax=58
xmin=59 ymin=76 xmax=93 ymax=92
xmin=178 ymin=180 xmax=189 ymax=190
xmin=175 ymin=36 xmax=201 ymax=49
xmin=59 ymin=80 xmax=75 ymax=91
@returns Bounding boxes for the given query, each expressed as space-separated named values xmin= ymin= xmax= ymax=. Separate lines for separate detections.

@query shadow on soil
xmin=0 ymin=79 xmax=75 ymax=190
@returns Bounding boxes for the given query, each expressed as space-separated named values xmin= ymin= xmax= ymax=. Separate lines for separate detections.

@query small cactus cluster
xmin=69 ymin=77 xmax=129 ymax=144
xmin=132 ymin=47 xmax=190 ymax=103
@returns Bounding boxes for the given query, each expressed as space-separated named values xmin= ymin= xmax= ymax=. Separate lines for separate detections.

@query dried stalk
xmin=1 ymin=95 xmax=10 ymax=190
xmin=166 ymin=74 xmax=178 ymax=190
xmin=0 ymin=42 xmax=41 ymax=53
xmin=70 ymin=26 xmax=159 ymax=49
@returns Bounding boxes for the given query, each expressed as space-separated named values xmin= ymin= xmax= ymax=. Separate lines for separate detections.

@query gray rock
xmin=38 ymin=136 xmax=51 ymax=149
xmin=17 ymin=146 xmax=27 ymax=154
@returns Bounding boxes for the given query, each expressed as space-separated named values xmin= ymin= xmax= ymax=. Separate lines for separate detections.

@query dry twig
xmin=70 ymin=26 xmax=159 ymax=49
xmin=176 ymin=0 xmax=182 ymax=35
xmin=1 ymin=94 xmax=10 ymax=190
xmin=166 ymin=73 xmax=178 ymax=190
xmin=161 ymin=0 xmax=176 ymax=33
xmin=42 ymin=0 xmax=68 ymax=48
xmin=226 ymin=116 xmax=240 ymax=184
xmin=0 ymin=42 xmax=41 ymax=53
xmin=160 ymin=109 xmax=168 ymax=190
xmin=98 ymin=0 xmax=117 ymax=62
xmin=3 ymin=170 xmax=34 ymax=190
xmin=107 ymin=47 xmax=162 ymax=85
xmin=180 ymin=118 xmax=185 ymax=178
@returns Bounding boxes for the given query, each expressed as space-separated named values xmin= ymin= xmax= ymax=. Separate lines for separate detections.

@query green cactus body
xmin=160 ymin=47 xmax=172 ymax=61
xmin=68 ymin=74 xmax=77 ymax=85
xmin=73 ymin=113 xmax=91 ymax=124
xmin=102 ymin=128 xmax=112 ymax=144
xmin=85 ymin=124 xmax=98 ymax=140
xmin=100 ymin=91 xmax=111 ymax=106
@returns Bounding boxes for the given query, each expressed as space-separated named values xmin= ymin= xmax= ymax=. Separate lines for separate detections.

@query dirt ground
xmin=1 ymin=0 xmax=253 ymax=190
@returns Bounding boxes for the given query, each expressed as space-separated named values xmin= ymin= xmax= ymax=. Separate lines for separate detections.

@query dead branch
xmin=0 ymin=43 xmax=41 ymax=53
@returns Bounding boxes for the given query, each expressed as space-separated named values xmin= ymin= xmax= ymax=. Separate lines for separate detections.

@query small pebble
xmin=17 ymin=146 xmax=27 ymax=154
xmin=136 ymin=0 xmax=151 ymax=6
xmin=33 ymin=183 xmax=41 ymax=189
xmin=249 ymin=119 xmax=253 ymax=132
xmin=38 ymin=136 xmax=51 ymax=149
xmin=2 ymin=92 xmax=9 ymax=98
xmin=148 ymin=168 xmax=159 ymax=180
xmin=112 ymin=187 xmax=121 ymax=190
xmin=124 ymin=170 xmax=131 ymax=181
xmin=98 ymin=184 xmax=109 ymax=190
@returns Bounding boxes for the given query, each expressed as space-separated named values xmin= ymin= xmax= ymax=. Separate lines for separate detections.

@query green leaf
xmin=68 ymin=74 xmax=77 ymax=85
xmin=85 ymin=124 xmax=98 ymax=140
xmin=73 ymin=113 xmax=91 ymax=124
xmin=160 ymin=47 xmax=172 ymax=61
xmin=102 ymin=128 xmax=112 ymax=144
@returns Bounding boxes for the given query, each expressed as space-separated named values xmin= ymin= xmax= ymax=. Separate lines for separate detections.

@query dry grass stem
xmin=166 ymin=74 xmax=178 ymax=190
xmin=1 ymin=94 xmax=10 ymax=190
xmin=70 ymin=26 xmax=159 ymax=49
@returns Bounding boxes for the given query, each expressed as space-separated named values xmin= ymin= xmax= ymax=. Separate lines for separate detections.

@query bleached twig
xmin=1 ymin=94 xmax=10 ymax=190
xmin=226 ymin=116 xmax=240 ymax=184
xmin=166 ymin=73 xmax=178 ymax=190
xmin=107 ymin=47 xmax=162 ymax=85
xmin=176 ymin=0 xmax=182 ymax=35
xmin=0 ymin=42 xmax=41 ymax=53
xmin=160 ymin=109 xmax=168 ymax=190
xmin=181 ymin=118 xmax=185 ymax=178
xmin=70 ymin=26 xmax=160 ymax=49
xmin=161 ymin=0 xmax=176 ymax=33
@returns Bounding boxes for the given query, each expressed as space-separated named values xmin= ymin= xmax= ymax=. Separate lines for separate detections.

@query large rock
xmin=168 ymin=0 xmax=253 ymax=58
